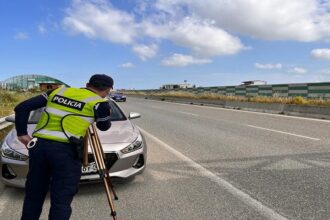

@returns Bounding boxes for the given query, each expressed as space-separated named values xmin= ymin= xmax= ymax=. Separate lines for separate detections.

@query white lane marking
xmin=178 ymin=111 xmax=199 ymax=117
xmin=139 ymin=127 xmax=288 ymax=220
xmin=142 ymin=98 xmax=330 ymax=123
xmin=247 ymin=125 xmax=320 ymax=141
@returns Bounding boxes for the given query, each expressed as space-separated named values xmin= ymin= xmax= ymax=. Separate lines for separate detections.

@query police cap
xmin=88 ymin=74 xmax=114 ymax=90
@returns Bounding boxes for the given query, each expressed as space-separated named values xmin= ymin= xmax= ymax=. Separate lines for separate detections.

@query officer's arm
xmin=14 ymin=90 xmax=53 ymax=136
xmin=94 ymin=102 xmax=111 ymax=131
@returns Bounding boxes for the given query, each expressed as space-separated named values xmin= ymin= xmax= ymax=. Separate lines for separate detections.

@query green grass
xmin=123 ymin=90 xmax=330 ymax=107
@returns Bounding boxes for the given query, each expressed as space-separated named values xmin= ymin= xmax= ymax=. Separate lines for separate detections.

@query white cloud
xmin=62 ymin=0 xmax=246 ymax=59
xmin=161 ymin=53 xmax=212 ymax=67
xmin=155 ymin=0 xmax=330 ymax=42
xmin=319 ymin=69 xmax=330 ymax=75
xmin=38 ymin=24 xmax=47 ymax=34
xmin=169 ymin=17 xmax=245 ymax=57
xmin=323 ymin=69 xmax=330 ymax=74
xmin=132 ymin=44 xmax=158 ymax=61
xmin=142 ymin=16 xmax=245 ymax=57
xmin=255 ymin=63 xmax=282 ymax=70
xmin=288 ymin=67 xmax=308 ymax=74
xmin=61 ymin=0 xmax=330 ymax=62
xmin=14 ymin=32 xmax=29 ymax=40
xmin=63 ymin=0 xmax=137 ymax=44
xmin=120 ymin=62 xmax=135 ymax=68
xmin=311 ymin=48 xmax=330 ymax=60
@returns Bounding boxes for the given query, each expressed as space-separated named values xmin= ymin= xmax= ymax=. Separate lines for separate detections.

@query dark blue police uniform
xmin=15 ymin=74 xmax=113 ymax=220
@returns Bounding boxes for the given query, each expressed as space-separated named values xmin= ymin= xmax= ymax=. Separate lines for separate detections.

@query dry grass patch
xmin=0 ymin=90 xmax=39 ymax=117
xmin=123 ymin=91 xmax=147 ymax=96
xmin=0 ymin=125 xmax=14 ymax=141
xmin=124 ymin=90 xmax=330 ymax=107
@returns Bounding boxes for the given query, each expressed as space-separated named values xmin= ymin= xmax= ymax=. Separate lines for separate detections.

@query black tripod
xmin=85 ymin=123 xmax=119 ymax=220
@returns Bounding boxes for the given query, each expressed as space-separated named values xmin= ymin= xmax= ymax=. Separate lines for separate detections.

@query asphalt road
xmin=1 ymin=96 xmax=329 ymax=219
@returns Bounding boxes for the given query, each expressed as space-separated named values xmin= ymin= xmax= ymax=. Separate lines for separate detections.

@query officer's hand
xmin=18 ymin=135 xmax=32 ymax=147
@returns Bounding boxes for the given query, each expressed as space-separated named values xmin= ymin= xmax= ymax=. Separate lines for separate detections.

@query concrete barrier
xmin=0 ymin=114 xmax=14 ymax=131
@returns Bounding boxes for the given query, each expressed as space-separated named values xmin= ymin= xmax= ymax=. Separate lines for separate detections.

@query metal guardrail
xmin=0 ymin=114 xmax=14 ymax=131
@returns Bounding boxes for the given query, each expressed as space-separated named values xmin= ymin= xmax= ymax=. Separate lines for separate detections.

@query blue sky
xmin=1 ymin=0 xmax=330 ymax=89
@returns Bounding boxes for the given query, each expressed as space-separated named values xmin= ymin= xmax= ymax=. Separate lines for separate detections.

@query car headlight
xmin=1 ymin=140 xmax=29 ymax=161
xmin=121 ymin=134 xmax=143 ymax=154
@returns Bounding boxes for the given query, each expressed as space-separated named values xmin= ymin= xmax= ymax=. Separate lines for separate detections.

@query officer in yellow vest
xmin=14 ymin=74 xmax=114 ymax=220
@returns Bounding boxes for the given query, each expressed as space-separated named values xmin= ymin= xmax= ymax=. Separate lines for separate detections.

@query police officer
xmin=15 ymin=74 xmax=114 ymax=220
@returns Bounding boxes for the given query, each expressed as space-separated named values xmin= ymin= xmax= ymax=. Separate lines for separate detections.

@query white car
xmin=0 ymin=99 xmax=147 ymax=188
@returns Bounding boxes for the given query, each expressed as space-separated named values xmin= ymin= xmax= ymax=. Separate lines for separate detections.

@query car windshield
xmin=108 ymin=100 xmax=126 ymax=121
xmin=29 ymin=100 xmax=126 ymax=123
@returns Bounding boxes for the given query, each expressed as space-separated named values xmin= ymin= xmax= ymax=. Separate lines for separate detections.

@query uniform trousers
xmin=21 ymin=138 xmax=81 ymax=220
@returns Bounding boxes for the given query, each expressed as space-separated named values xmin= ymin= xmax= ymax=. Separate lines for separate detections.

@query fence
xmin=138 ymin=82 xmax=330 ymax=98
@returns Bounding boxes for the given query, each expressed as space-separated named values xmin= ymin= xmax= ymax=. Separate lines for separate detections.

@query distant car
xmin=110 ymin=93 xmax=126 ymax=102
xmin=0 ymin=99 xmax=147 ymax=188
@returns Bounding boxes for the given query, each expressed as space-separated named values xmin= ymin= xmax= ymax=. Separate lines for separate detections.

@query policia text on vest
xmin=52 ymin=94 xmax=85 ymax=111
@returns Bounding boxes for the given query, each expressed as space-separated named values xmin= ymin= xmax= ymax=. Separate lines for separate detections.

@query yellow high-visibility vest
xmin=33 ymin=86 xmax=107 ymax=143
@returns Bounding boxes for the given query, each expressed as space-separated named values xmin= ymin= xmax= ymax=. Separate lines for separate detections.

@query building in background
xmin=160 ymin=81 xmax=194 ymax=90
xmin=1 ymin=74 xmax=68 ymax=91
xmin=241 ymin=80 xmax=267 ymax=86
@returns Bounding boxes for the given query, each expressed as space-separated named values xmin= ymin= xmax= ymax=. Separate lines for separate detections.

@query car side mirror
xmin=128 ymin=112 xmax=141 ymax=120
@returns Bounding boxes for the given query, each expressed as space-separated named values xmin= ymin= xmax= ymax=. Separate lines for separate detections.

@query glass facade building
xmin=1 ymin=74 xmax=68 ymax=91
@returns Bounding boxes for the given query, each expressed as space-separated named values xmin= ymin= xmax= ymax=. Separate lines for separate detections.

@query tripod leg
xmin=82 ymin=134 xmax=89 ymax=167
xmin=91 ymin=125 xmax=119 ymax=200
xmin=103 ymin=178 xmax=118 ymax=219
xmin=105 ymin=174 xmax=119 ymax=200
xmin=88 ymin=126 xmax=118 ymax=219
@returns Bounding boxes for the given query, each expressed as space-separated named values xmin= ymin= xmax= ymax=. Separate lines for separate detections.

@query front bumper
xmin=1 ymin=144 xmax=146 ymax=188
